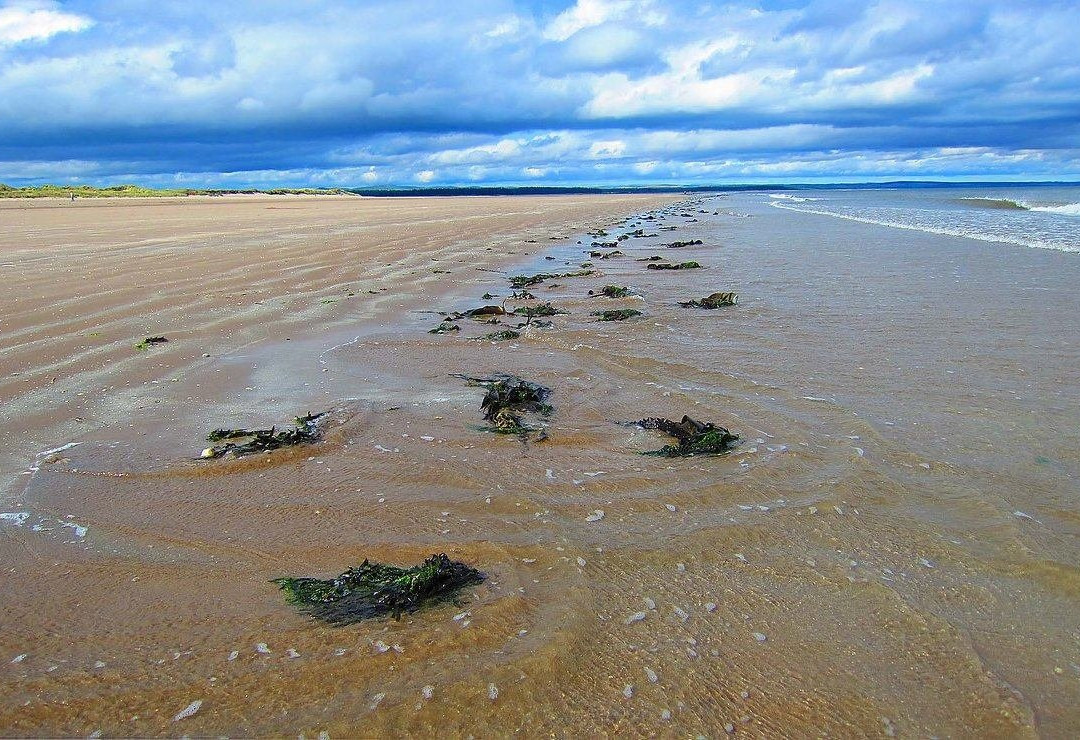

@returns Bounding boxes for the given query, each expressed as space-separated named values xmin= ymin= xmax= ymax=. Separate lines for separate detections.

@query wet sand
xmin=2 ymin=193 xmax=1079 ymax=737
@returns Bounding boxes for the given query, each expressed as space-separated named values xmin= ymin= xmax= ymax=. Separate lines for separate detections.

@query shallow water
xmin=2 ymin=192 xmax=1079 ymax=737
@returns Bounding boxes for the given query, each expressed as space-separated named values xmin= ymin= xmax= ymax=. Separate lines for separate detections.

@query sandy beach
xmin=2 ymin=192 xmax=1079 ymax=737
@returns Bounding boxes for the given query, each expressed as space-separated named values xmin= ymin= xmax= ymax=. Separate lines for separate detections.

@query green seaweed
xmin=454 ymin=373 xmax=553 ymax=437
xmin=512 ymin=302 xmax=565 ymax=318
xmin=429 ymin=321 xmax=461 ymax=334
xmin=203 ymin=412 xmax=324 ymax=458
xmin=631 ymin=415 xmax=738 ymax=457
xmin=134 ymin=336 xmax=168 ymax=351
xmin=646 ymin=261 xmax=702 ymax=270
xmin=593 ymin=309 xmax=642 ymax=321
xmin=479 ymin=329 xmax=521 ymax=342
xmin=679 ymin=292 xmax=738 ymax=308
xmin=665 ymin=239 xmax=703 ymax=248
xmin=509 ymin=270 xmax=593 ymax=289
xmin=273 ymin=554 xmax=485 ymax=624
xmin=590 ymin=285 xmax=632 ymax=298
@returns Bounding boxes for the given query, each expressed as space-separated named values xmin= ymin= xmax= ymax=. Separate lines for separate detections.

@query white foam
xmin=770 ymin=200 xmax=1080 ymax=253
xmin=1030 ymin=202 xmax=1080 ymax=216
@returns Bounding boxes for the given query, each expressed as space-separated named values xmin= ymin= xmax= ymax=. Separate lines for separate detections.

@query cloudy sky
xmin=2 ymin=0 xmax=1079 ymax=187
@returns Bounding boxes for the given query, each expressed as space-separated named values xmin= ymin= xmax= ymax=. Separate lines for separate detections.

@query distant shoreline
xmin=2 ymin=180 xmax=1079 ymax=200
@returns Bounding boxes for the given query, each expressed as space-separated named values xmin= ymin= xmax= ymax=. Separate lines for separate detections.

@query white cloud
xmin=0 ymin=2 xmax=93 ymax=46
xmin=588 ymin=139 xmax=626 ymax=158
xmin=414 ymin=169 xmax=436 ymax=182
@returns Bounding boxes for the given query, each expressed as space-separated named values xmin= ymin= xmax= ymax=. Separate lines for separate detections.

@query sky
xmin=2 ymin=0 xmax=1079 ymax=188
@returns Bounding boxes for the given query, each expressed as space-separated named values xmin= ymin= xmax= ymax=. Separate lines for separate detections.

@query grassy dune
xmin=0 ymin=183 xmax=352 ymax=198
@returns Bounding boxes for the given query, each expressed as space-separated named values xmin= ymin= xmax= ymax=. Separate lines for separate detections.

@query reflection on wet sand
xmin=2 ymin=193 xmax=1079 ymax=737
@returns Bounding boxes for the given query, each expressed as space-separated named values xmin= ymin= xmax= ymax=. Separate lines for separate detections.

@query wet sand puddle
xmin=3 ymin=195 xmax=1078 ymax=737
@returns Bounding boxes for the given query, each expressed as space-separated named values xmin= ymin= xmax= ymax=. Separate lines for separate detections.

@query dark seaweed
xmin=632 ymin=415 xmax=738 ymax=457
xmin=273 ymin=554 xmax=485 ymax=624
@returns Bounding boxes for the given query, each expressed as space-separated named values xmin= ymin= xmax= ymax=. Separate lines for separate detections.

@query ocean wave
xmin=1030 ymin=202 xmax=1080 ymax=216
xmin=957 ymin=197 xmax=1029 ymax=210
xmin=768 ymin=200 xmax=1079 ymax=253
xmin=768 ymin=193 xmax=820 ymax=203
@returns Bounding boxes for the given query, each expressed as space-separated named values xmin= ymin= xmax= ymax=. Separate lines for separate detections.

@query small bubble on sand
xmin=644 ymin=597 xmax=656 ymax=610
xmin=753 ymin=632 xmax=767 ymax=642
xmin=674 ymin=606 xmax=689 ymax=622
xmin=255 ymin=643 xmax=270 ymax=655
xmin=373 ymin=641 xmax=391 ymax=654
xmin=227 ymin=651 xmax=239 ymax=661
xmin=10 ymin=654 xmax=27 ymax=664
xmin=334 ymin=648 xmax=347 ymax=657
xmin=488 ymin=683 xmax=499 ymax=700
xmin=370 ymin=692 xmax=386 ymax=710
xmin=585 ymin=510 xmax=604 ymax=522
xmin=172 ymin=700 xmax=202 ymax=722
xmin=676 ymin=563 xmax=686 ymax=572
xmin=705 ymin=602 xmax=717 ymax=612
xmin=623 ymin=684 xmax=634 ymax=698
xmin=724 ymin=722 xmax=735 ymax=734
xmin=665 ymin=504 xmax=677 ymax=512
xmin=576 ymin=557 xmax=587 ymax=567
xmin=421 ymin=685 xmax=434 ymax=700
xmin=645 ymin=667 xmax=658 ymax=683
xmin=287 ymin=648 xmax=300 ymax=659
xmin=625 ymin=611 xmax=647 ymax=624
xmin=919 ymin=558 xmax=935 ymax=569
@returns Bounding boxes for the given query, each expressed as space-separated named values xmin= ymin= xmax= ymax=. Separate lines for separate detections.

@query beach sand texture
xmin=1 ymin=193 xmax=1078 ymax=737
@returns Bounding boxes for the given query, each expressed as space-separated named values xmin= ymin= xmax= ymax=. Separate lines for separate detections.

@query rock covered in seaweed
xmin=679 ymin=292 xmax=738 ymax=308
xmin=272 ymin=554 xmax=484 ymax=624
xmin=631 ymin=415 xmax=738 ymax=457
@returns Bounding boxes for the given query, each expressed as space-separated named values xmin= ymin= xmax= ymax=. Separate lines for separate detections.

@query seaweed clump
xmin=680 ymin=292 xmax=738 ymax=308
xmin=647 ymin=261 xmax=702 ymax=271
xmin=665 ymin=239 xmax=704 ymax=248
xmin=513 ymin=302 xmax=566 ymax=318
xmin=272 ymin=554 xmax=485 ymax=624
xmin=509 ymin=270 xmax=593 ymax=289
xmin=454 ymin=373 xmax=553 ymax=437
xmin=135 ymin=336 xmax=168 ymax=350
xmin=202 ymin=412 xmax=324 ymax=459
xmin=590 ymin=285 xmax=632 ymax=298
xmin=429 ymin=321 xmax=461 ymax=334
xmin=478 ymin=329 xmax=521 ymax=342
xmin=632 ymin=416 xmax=738 ymax=457
xmin=594 ymin=309 xmax=642 ymax=321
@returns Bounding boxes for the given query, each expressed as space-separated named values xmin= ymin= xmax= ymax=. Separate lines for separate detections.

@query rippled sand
xmin=1 ymin=194 xmax=1078 ymax=737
